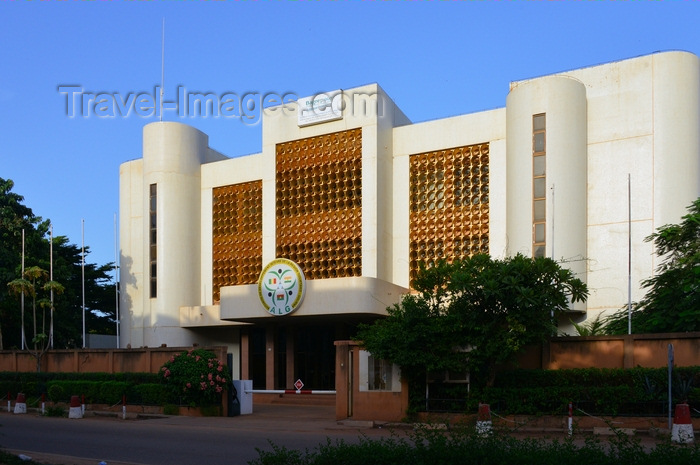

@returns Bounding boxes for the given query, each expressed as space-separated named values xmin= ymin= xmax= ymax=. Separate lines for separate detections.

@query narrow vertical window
xmin=149 ymin=183 xmax=157 ymax=298
xmin=532 ymin=114 xmax=546 ymax=258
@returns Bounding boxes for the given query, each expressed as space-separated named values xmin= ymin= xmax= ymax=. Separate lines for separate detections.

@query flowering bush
xmin=160 ymin=349 xmax=232 ymax=405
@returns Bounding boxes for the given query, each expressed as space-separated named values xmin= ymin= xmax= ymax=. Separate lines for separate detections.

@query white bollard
xmin=476 ymin=403 xmax=492 ymax=436
xmin=671 ymin=403 xmax=694 ymax=444
xmin=68 ymin=395 xmax=83 ymax=419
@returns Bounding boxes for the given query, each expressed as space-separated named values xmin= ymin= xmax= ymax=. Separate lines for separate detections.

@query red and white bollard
xmin=13 ymin=393 xmax=27 ymax=414
xmin=122 ymin=394 xmax=127 ymax=420
xmin=41 ymin=393 xmax=46 ymax=415
xmin=7 ymin=392 xmax=11 ymax=413
xmin=672 ymin=403 xmax=694 ymax=444
xmin=68 ymin=395 xmax=83 ymax=419
xmin=476 ymin=403 xmax=492 ymax=436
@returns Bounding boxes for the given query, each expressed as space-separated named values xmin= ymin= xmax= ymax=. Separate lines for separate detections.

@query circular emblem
xmin=258 ymin=258 xmax=306 ymax=316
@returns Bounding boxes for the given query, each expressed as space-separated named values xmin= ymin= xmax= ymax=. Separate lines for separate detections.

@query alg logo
xmin=258 ymin=258 xmax=306 ymax=316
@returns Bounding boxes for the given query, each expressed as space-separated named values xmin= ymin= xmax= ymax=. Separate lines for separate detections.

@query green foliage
xmin=429 ymin=367 xmax=700 ymax=416
xmin=603 ymin=198 xmax=700 ymax=334
xmin=357 ymin=254 xmax=588 ymax=398
xmin=0 ymin=371 xmax=170 ymax=406
xmin=571 ymin=313 xmax=607 ymax=336
xmin=160 ymin=349 xmax=232 ymax=405
xmin=98 ymin=381 xmax=130 ymax=405
xmin=447 ymin=254 xmax=588 ymax=386
xmin=132 ymin=383 xmax=171 ymax=405
xmin=47 ymin=380 xmax=101 ymax=403
xmin=47 ymin=383 xmax=65 ymax=403
xmin=43 ymin=404 xmax=66 ymax=417
xmin=0 ymin=177 xmax=118 ymax=351
xmin=250 ymin=427 xmax=700 ymax=465
xmin=358 ymin=294 xmax=459 ymax=374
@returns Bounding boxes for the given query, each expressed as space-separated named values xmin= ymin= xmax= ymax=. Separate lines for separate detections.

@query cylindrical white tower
xmin=506 ymin=75 xmax=588 ymax=310
xmin=140 ymin=122 xmax=207 ymax=346
xmin=651 ymin=52 xmax=700 ymax=228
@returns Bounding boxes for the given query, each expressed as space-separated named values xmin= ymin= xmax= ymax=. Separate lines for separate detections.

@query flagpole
xmin=82 ymin=219 xmax=86 ymax=349
xmin=160 ymin=18 xmax=165 ymax=122
xmin=21 ymin=229 xmax=26 ymax=350
xmin=50 ymin=224 xmax=54 ymax=349
xmin=628 ymin=174 xmax=632 ymax=335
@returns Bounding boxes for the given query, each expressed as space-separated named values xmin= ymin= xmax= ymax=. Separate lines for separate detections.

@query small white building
xmin=119 ymin=50 xmax=700 ymax=390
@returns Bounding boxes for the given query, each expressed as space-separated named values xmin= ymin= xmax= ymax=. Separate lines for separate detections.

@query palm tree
xmin=7 ymin=276 xmax=33 ymax=350
xmin=571 ymin=313 xmax=606 ymax=336
xmin=22 ymin=266 xmax=48 ymax=349
xmin=7 ymin=265 xmax=62 ymax=371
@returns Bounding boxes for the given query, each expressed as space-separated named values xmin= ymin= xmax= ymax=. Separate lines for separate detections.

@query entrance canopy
xmin=219 ymin=276 xmax=407 ymax=324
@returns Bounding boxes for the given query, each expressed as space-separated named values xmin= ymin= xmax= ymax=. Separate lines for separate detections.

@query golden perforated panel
xmin=276 ymin=128 xmax=362 ymax=280
xmin=409 ymin=143 xmax=490 ymax=282
xmin=212 ymin=181 xmax=263 ymax=303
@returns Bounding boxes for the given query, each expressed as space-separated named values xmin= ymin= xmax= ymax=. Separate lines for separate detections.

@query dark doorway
xmin=249 ymin=327 xmax=266 ymax=389
xmin=294 ymin=325 xmax=336 ymax=390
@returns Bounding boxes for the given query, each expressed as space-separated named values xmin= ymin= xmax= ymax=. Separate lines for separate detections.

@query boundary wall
xmin=337 ymin=333 xmax=700 ymax=422
xmin=0 ymin=346 xmax=228 ymax=374
xmin=516 ymin=332 xmax=700 ymax=370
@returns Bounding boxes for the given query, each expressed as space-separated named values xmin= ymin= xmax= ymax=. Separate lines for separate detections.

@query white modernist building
xmin=119 ymin=51 xmax=700 ymax=390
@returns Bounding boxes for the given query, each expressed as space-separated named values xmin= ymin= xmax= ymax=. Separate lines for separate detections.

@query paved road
xmin=0 ymin=405 xmax=400 ymax=465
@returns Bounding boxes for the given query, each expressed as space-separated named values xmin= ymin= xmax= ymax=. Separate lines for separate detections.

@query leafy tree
xmin=48 ymin=236 xmax=118 ymax=348
xmin=603 ymin=198 xmax=700 ymax=334
xmin=7 ymin=264 xmax=65 ymax=370
xmin=1 ymin=177 xmax=117 ymax=352
xmin=448 ymin=254 xmax=588 ymax=386
xmin=356 ymin=254 xmax=588 ymax=408
xmin=0 ymin=178 xmax=48 ymax=349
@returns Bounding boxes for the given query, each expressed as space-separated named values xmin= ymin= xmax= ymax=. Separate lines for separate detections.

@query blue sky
xmin=2 ymin=0 xmax=699 ymax=274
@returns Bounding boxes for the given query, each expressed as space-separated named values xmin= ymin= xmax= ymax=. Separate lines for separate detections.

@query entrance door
xmin=294 ymin=325 xmax=335 ymax=390
xmin=347 ymin=349 xmax=353 ymax=417
xmin=249 ymin=328 xmax=266 ymax=389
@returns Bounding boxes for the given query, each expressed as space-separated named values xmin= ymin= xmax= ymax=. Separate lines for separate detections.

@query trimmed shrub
xmin=250 ymin=428 xmax=700 ymax=465
xmin=47 ymin=384 xmax=65 ymax=403
xmin=99 ymin=381 xmax=130 ymax=405
xmin=427 ymin=366 xmax=700 ymax=416
xmin=132 ymin=383 xmax=172 ymax=405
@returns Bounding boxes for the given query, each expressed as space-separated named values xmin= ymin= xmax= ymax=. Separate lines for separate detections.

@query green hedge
xmin=250 ymin=428 xmax=700 ymax=465
xmin=426 ymin=367 xmax=700 ymax=416
xmin=0 ymin=372 xmax=172 ymax=406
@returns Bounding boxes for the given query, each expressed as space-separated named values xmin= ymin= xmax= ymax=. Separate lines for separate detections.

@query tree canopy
xmin=603 ymin=197 xmax=700 ymax=334
xmin=356 ymin=254 xmax=588 ymax=392
xmin=0 ymin=177 xmax=116 ymax=350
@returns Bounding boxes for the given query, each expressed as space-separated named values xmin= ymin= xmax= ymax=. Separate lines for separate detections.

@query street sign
xmin=294 ymin=379 xmax=304 ymax=393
